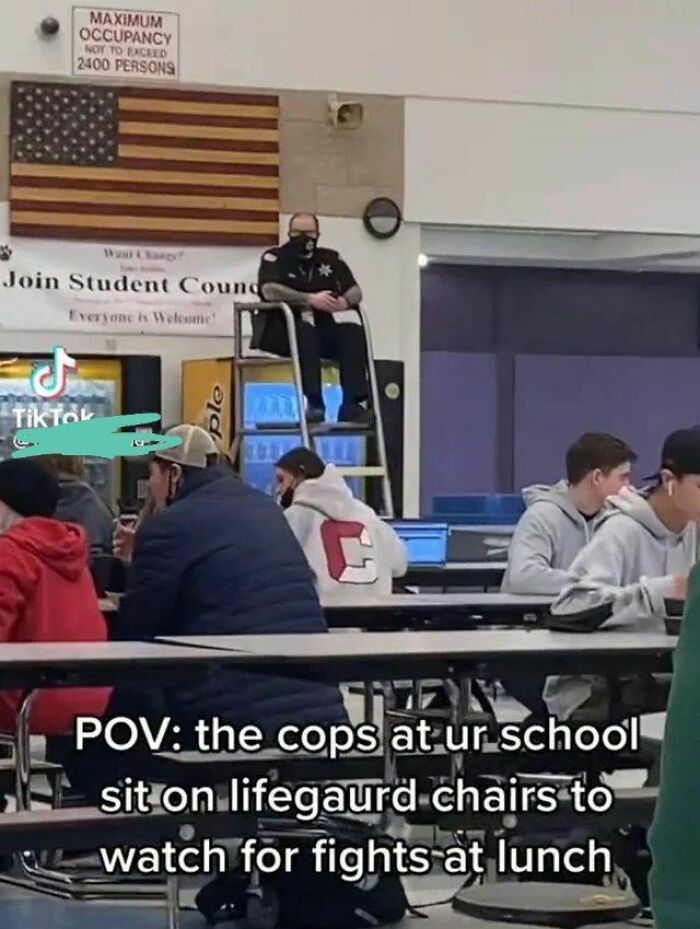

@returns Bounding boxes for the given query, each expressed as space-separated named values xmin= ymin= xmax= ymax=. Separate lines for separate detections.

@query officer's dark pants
xmin=259 ymin=312 xmax=369 ymax=409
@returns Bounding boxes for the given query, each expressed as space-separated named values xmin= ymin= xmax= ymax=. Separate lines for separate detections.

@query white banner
xmin=0 ymin=216 xmax=262 ymax=337
xmin=72 ymin=6 xmax=180 ymax=81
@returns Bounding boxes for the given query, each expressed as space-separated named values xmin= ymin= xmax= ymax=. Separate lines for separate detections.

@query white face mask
xmin=0 ymin=502 xmax=22 ymax=535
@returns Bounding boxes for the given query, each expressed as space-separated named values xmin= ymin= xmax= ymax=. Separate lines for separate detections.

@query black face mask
xmin=279 ymin=486 xmax=295 ymax=510
xmin=289 ymin=233 xmax=317 ymax=262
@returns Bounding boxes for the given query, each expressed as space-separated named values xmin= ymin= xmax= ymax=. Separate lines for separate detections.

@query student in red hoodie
xmin=0 ymin=459 xmax=110 ymax=735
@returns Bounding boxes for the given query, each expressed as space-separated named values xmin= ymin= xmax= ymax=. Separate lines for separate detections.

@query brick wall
xmin=280 ymin=91 xmax=403 ymax=217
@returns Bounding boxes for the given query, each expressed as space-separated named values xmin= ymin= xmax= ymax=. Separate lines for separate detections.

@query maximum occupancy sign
xmin=72 ymin=7 xmax=180 ymax=80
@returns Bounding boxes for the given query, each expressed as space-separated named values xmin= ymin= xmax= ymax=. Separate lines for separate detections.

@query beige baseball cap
xmin=155 ymin=424 xmax=219 ymax=469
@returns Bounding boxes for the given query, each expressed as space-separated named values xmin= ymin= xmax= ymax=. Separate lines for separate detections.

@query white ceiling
xmin=421 ymin=226 xmax=700 ymax=273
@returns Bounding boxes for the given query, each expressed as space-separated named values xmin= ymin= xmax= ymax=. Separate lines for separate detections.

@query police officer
xmin=255 ymin=212 xmax=371 ymax=426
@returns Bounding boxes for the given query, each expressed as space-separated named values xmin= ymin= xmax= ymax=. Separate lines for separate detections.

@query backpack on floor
xmin=195 ymin=824 xmax=411 ymax=929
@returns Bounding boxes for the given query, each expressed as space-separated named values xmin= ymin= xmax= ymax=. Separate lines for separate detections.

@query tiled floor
xmin=0 ymin=895 xmax=203 ymax=929
xmin=0 ymin=874 xmax=649 ymax=928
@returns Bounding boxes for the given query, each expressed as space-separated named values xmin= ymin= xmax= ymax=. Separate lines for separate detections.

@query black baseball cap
xmin=0 ymin=459 xmax=59 ymax=517
xmin=646 ymin=428 xmax=700 ymax=480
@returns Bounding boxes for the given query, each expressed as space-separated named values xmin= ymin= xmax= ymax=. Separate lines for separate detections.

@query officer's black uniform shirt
xmin=258 ymin=241 xmax=358 ymax=302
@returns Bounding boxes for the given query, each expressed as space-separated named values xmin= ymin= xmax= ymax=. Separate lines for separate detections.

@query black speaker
xmin=368 ymin=359 xmax=404 ymax=517
xmin=120 ymin=355 xmax=161 ymax=508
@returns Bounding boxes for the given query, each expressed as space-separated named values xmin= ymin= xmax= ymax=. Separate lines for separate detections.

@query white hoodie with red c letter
xmin=284 ymin=466 xmax=408 ymax=604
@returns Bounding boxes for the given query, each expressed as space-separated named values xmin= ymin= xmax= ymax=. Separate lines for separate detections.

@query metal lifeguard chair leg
xmin=233 ymin=301 xmax=394 ymax=517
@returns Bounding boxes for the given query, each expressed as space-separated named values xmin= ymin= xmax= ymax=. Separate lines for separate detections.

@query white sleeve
xmin=375 ymin=519 xmax=408 ymax=578
xmin=552 ymin=523 xmax=675 ymax=626
xmin=502 ymin=506 xmax=570 ymax=595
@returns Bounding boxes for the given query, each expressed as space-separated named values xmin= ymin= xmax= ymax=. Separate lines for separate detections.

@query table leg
xmin=445 ymin=677 xmax=470 ymax=779
xmin=12 ymin=690 xmax=48 ymax=881
xmin=381 ymin=681 xmax=398 ymax=831
xmin=44 ymin=769 xmax=66 ymax=869
xmin=14 ymin=690 xmax=39 ymax=812
xmin=6 ymin=689 xmax=166 ymax=899
xmin=166 ymin=874 xmax=180 ymax=929
xmin=460 ymin=677 xmax=472 ymax=716
xmin=363 ymin=680 xmax=375 ymax=725
xmin=410 ymin=679 xmax=423 ymax=710
xmin=381 ymin=681 xmax=398 ymax=783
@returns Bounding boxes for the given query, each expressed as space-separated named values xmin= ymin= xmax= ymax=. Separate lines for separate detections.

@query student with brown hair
xmin=552 ymin=429 xmax=700 ymax=623
xmin=502 ymin=432 xmax=636 ymax=595
xmin=549 ymin=428 xmax=700 ymax=719
xmin=501 ymin=432 xmax=636 ymax=717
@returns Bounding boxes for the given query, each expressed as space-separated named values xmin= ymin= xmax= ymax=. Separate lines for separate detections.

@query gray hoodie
xmin=546 ymin=486 xmax=699 ymax=717
xmin=552 ymin=486 xmax=698 ymax=622
xmin=501 ymin=480 xmax=606 ymax=595
xmin=55 ymin=479 xmax=114 ymax=554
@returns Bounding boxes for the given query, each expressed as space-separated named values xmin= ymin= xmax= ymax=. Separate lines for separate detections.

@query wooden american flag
xmin=9 ymin=81 xmax=280 ymax=246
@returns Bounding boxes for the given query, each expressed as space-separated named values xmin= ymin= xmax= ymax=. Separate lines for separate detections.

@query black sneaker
xmin=338 ymin=404 xmax=374 ymax=427
xmin=306 ymin=405 xmax=325 ymax=424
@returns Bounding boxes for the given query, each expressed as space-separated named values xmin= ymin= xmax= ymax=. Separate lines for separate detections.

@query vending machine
xmin=182 ymin=358 xmax=365 ymax=497
xmin=0 ymin=353 xmax=161 ymax=509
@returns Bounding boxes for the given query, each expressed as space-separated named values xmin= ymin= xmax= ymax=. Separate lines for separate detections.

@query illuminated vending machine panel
xmin=181 ymin=358 xmax=366 ymax=499
xmin=0 ymin=357 xmax=122 ymax=504
xmin=243 ymin=380 xmax=364 ymax=497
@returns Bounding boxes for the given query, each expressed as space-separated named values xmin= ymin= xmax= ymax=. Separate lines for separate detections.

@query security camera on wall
xmin=39 ymin=16 xmax=60 ymax=37
xmin=327 ymin=93 xmax=364 ymax=129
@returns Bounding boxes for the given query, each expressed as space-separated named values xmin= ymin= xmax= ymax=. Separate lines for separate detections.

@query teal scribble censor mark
xmin=12 ymin=413 xmax=182 ymax=460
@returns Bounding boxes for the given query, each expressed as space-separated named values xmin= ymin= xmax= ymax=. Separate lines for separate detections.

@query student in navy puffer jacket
xmin=111 ymin=424 xmax=348 ymax=740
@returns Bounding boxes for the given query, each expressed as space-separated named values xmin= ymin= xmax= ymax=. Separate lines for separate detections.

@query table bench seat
xmin=409 ymin=786 xmax=659 ymax=831
xmin=0 ymin=807 xmax=256 ymax=854
xmin=151 ymin=745 xmax=651 ymax=786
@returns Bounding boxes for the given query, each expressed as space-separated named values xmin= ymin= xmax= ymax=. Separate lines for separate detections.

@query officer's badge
xmin=318 ymin=263 xmax=333 ymax=277
xmin=263 ymin=252 xmax=277 ymax=262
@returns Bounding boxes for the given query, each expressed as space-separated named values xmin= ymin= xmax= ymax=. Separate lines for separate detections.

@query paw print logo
xmin=0 ymin=246 xmax=12 ymax=262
